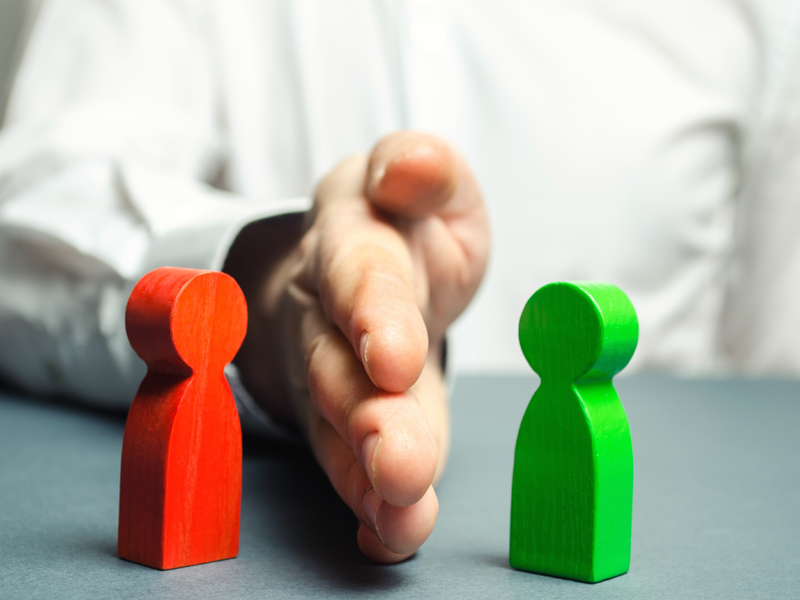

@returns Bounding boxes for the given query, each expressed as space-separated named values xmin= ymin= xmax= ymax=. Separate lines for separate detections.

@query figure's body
xmin=119 ymin=268 xmax=247 ymax=569
xmin=511 ymin=282 xmax=637 ymax=582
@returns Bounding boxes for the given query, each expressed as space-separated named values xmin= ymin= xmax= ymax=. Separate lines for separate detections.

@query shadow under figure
xmin=510 ymin=282 xmax=638 ymax=583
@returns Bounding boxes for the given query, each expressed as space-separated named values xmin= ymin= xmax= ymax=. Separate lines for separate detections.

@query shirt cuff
xmin=122 ymin=164 xmax=312 ymax=436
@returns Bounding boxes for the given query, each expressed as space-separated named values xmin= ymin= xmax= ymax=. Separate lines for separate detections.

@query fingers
xmin=364 ymin=131 xmax=490 ymax=339
xmin=303 ymin=308 xmax=438 ymax=507
xmin=316 ymin=222 xmax=429 ymax=393
xmin=366 ymin=132 xmax=458 ymax=218
xmin=300 ymin=132 xmax=488 ymax=393
xmin=308 ymin=403 xmax=439 ymax=560
xmin=358 ymin=488 xmax=439 ymax=557
xmin=298 ymin=305 xmax=440 ymax=560
xmin=357 ymin=525 xmax=415 ymax=564
xmin=299 ymin=156 xmax=429 ymax=393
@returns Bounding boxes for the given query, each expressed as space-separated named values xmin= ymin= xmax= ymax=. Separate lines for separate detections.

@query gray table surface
xmin=1 ymin=375 xmax=799 ymax=599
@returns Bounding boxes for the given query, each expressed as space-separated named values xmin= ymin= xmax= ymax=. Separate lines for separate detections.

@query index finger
xmin=296 ymin=156 xmax=429 ymax=393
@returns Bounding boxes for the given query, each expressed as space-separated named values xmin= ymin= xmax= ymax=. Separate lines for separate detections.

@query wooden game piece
xmin=118 ymin=267 xmax=247 ymax=570
xmin=510 ymin=281 xmax=638 ymax=583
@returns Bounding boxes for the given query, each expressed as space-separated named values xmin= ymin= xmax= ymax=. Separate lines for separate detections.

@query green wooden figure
xmin=510 ymin=281 xmax=638 ymax=583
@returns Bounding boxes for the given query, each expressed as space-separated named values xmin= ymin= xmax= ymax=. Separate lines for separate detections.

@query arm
xmin=0 ymin=0 xmax=305 ymax=406
xmin=724 ymin=57 xmax=800 ymax=371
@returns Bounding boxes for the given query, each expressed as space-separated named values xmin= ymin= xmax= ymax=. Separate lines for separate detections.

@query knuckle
xmin=306 ymin=412 xmax=327 ymax=458
xmin=315 ymin=154 xmax=369 ymax=202
xmin=304 ymin=328 xmax=371 ymax=436
xmin=298 ymin=227 xmax=317 ymax=257
xmin=345 ymin=457 xmax=369 ymax=514
xmin=304 ymin=331 xmax=331 ymax=392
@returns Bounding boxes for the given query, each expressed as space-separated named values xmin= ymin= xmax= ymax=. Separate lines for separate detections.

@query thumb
xmin=365 ymin=132 xmax=459 ymax=219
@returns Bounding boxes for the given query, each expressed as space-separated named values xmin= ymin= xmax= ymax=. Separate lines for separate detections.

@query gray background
xmin=1 ymin=375 xmax=799 ymax=599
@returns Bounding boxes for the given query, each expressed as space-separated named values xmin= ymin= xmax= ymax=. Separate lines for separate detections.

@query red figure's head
xmin=126 ymin=267 xmax=248 ymax=376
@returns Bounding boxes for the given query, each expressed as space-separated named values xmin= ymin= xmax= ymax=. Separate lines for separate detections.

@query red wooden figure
xmin=118 ymin=267 xmax=248 ymax=570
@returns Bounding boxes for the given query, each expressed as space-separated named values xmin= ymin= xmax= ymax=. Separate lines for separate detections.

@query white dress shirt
xmin=2 ymin=0 xmax=800 ymax=410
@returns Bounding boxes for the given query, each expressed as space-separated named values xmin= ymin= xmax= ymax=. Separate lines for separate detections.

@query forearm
xmin=0 ymin=158 xmax=309 ymax=405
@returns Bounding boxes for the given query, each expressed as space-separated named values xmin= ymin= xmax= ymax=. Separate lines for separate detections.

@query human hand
xmin=231 ymin=131 xmax=490 ymax=563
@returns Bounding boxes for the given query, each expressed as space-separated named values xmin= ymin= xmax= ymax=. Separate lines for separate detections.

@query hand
xmin=230 ymin=131 xmax=490 ymax=563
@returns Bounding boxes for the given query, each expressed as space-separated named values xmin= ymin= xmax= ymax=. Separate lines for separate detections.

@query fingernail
xmin=361 ymin=431 xmax=381 ymax=489
xmin=361 ymin=486 xmax=382 ymax=540
xmin=359 ymin=332 xmax=373 ymax=382
xmin=367 ymin=164 xmax=386 ymax=197
xmin=401 ymin=143 xmax=437 ymax=162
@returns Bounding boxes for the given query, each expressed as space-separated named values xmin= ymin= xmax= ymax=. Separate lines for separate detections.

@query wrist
xmin=223 ymin=212 xmax=305 ymax=429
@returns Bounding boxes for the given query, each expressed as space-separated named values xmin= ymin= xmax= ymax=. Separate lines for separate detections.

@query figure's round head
xmin=126 ymin=268 xmax=248 ymax=374
xmin=519 ymin=282 xmax=638 ymax=382
xmin=169 ymin=271 xmax=247 ymax=371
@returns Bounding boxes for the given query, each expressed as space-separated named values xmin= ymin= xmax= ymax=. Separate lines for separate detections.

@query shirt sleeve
xmin=0 ymin=0 xmax=310 ymax=412
xmin=722 ymin=7 xmax=800 ymax=373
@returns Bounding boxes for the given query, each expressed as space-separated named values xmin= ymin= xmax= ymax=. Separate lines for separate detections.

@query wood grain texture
xmin=510 ymin=282 xmax=638 ymax=583
xmin=118 ymin=267 xmax=247 ymax=570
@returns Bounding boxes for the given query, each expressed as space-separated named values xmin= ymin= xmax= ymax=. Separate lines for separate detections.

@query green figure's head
xmin=519 ymin=282 xmax=639 ymax=383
